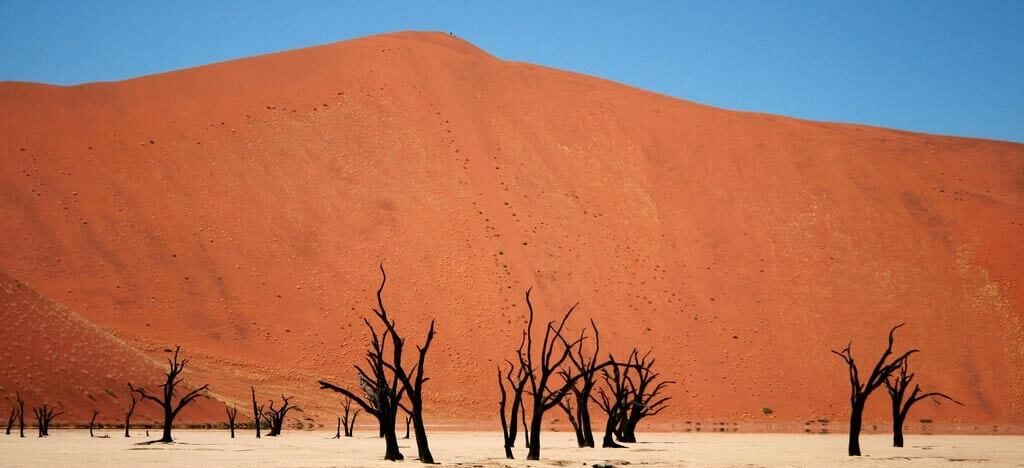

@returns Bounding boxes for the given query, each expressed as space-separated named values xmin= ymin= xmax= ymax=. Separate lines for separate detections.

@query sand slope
xmin=1 ymin=31 xmax=1022 ymax=428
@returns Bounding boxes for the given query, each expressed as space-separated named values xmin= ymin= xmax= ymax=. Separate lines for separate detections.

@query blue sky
xmin=2 ymin=1 xmax=1022 ymax=143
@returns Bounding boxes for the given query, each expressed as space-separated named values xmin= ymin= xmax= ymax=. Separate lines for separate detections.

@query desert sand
xmin=1 ymin=31 xmax=1022 ymax=429
xmin=1 ymin=430 xmax=1021 ymax=468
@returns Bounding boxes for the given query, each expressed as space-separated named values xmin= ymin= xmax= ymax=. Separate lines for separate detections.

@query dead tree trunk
xmin=124 ymin=389 xmax=138 ymax=438
xmin=832 ymin=324 xmax=918 ymax=456
xmin=89 ymin=409 xmax=99 ymax=437
xmin=226 ymin=405 xmax=238 ymax=438
xmin=264 ymin=395 xmax=301 ymax=436
xmin=32 ymin=404 xmax=63 ymax=437
xmin=251 ymin=386 xmax=264 ymax=439
xmin=497 ymin=335 xmax=529 ymax=459
xmin=129 ymin=345 xmax=210 ymax=443
xmin=341 ymin=398 xmax=359 ymax=437
xmin=559 ymin=320 xmax=602 ymax=447
xmin=5 ymin=404 xmax=16 ymax=435
xmin=16 ymin=392 xmax=25 ymax=438
xmin=884 ymin=358 xmax=963 ymax=447
xmin=334 ymin=416 xmax=342 ymax=439
xmin=319 ymin=288 xmax=405 ymax=461
xmin=404 ymin=415 xmax=411 ymax=439
xmin=616 ymin=350 xmax=674 ymax=443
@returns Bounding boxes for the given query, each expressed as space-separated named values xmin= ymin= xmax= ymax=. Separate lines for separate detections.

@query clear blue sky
xmin=2 ymin=1 xmax=1022 ymax=143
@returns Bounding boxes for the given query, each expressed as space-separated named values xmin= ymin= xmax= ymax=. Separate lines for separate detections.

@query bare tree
xmin=558 ymin=320 xmax=602 ymax=447
xmin=320 ymin=265 xmax=437 ymax=462
xmin=403 ymin=414 xmax=411 ymax=439
xmin=32 ymin=404 xmax=63 ymax=437
xmin=514 ymin=288 xmax=607 ymax=460
xmin=340 ymin=398 xmax=359 ymax=437
xmin=832 ymin=324 xmax=918 ymax=456
xmin=226 ymin=405 xmax=238 ymax=438
xmin=16 ymin=392 xmax=25 ymax=437
xmin=884 ymin=358 xmax=963 ymax=447
xmin=124 ymin=388 xmax=138 ymax=438
xmin=88 ymin=409 xmax=100 ymax=437
xmin=333 ymin=416 xmax=342 ymax=439
xmin=616 ymin=350 xmax=674 ymax=443
xmin=497 ymin=338 xmax=529 ymax=459
xmin=5 ymin=399 xmax=16 ymax=435
xmin=319 ymin=302 xmax=405 ymax=461
xmin=264 ymin=395 xmax=301 ymax=436
xmin=129 ymin=345 xmax=210 ymax=443
xmin=251 ymin=386 xmax=264 ymax=439
xmin=594 ymin=354 xmax=631 ymax=448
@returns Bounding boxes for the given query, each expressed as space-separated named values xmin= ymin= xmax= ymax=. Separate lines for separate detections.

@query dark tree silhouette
xmin=403 ymin=414 xmax=411 ymax=439
xmin=319 ymin=303 xmax=405 ymax=461
xmin=5 ymin=401 xmax=16 ymax=435
xmin=832 ymin=324 xmax=918 ymax=456
xmin=558 ymin=320 xmax=602 ymax=448
xmin=513 ymin=288 xmax=605 ymax=460
xmin=88 ymin=409 xmax=100 ymax=437
xmin=264 ymin=395 xmax=301 ymax=436
xmin=497 ymin=336 xmax=529 ymax=459
xmin=16 ymin=392 xmax=25 ymax=437
xmin=884 ymin=358 xmax=963 ymax=447
xmin=226 ymin=405 xmax=238 ymax=438
xmin=340 ymin=398 xmax=359 ymax=437
xmin=124 ymin=388 xmax=138 ymax=438
xmin=250 ymin=386 xmax=264 ymax=439
xmin=129 ymin=345 xmax=210 ymax=443
xmin=320 ymin=265 xmax=437 ymax=463
xmin=334 ymin=416 xmax=342 ymax=439
xmin=594 ymin=353 xmax=632 ymax=448
xmin=32 ymin=404 xmax=63 ymax=437
xmin=616 ymin=350 xmax=674 ymax=443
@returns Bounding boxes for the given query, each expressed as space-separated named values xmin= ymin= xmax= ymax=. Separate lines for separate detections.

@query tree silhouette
xmin=884 ymin=357 xmax=963 ymax=447
xmin=124 ymin=388 xmax=138 ymax=438
xmin=88 ymin=409 xmax=100 ymax=437
xmin=129 ymin=345 xmax=210 ymax=443
xmin=250 ymin=386 xmax=264 ymax=439
xmin=512 ymin=288 xmax=608 ymax=460
xmin=32 ymin=404 xmax=63 ymax=437
xmin=340 ymin=397 xmax=359 ymax=437
xmin=594 ymin=353 xmax=631 ymax=448
xmin=832 ymin=324 xmax=918 ymax=456
xmin=5 ymin=398 xmax=17 ymax=435
xmin=497 ymin=336 xmax=529 ymax=459
xmin=264 ymin=395 xmax=301 ymax=436
xmin=319 ymin=294 xmax=405 ymax=461
xmin=16 ymin=392 xmax=25 ymax=437
xmin=557 ymin=320 xmax=602 ymax=447
xmin=226 ymin=405 xmax=238 ymax=438
xmin=616 ymin=350 xmax=673 ymax=443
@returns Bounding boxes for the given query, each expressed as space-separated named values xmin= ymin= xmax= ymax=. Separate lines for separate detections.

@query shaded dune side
xmin=1 ymin=31 xmax=1022 ymax=429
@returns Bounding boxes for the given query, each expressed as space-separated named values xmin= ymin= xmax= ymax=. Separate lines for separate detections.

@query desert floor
xmin=2 ymin=430 xmax=1022 ymax=468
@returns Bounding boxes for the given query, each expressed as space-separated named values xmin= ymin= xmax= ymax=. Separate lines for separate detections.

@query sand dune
xmin=1 ymin=31 xmax=1022 ymax=430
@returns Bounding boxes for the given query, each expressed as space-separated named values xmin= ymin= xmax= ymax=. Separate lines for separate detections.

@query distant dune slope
xmin=1 ymin=31 xmax=1022 ymax=428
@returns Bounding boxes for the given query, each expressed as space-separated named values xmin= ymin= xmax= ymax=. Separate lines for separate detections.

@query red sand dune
xmin=1 ymin=31 xmax=1022 ymax=430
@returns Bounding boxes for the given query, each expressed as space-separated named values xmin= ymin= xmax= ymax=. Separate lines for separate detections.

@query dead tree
xmin=368 ymin=265 xmax=438 ymax=463
xmin=124 ymin=388 xmax=138 ymax=438
xmin=251 ymin=386 xmax=264 ymax=439
xmin=515 ymin=288 xmax=605 ymax=460
xmin=16 ymin=392 xmax=25 ymax=437
xmin=319 ymin=302 xmax=406 ymax=461
xmin=5 ymin=401 xmax=16 ymax=435
xmin=340 ymin=398 xmax=359 ymax=437
xmin=497 ymin=338 xmax=529 ymax=459
xmin=32 ymin=404 xmax=63 ymax=437
xmin=884 ymin=358 xmax=963 ymax=447
xmin=226 ymin=405 xmax=238 ymax=438
xmin=264 ymin=395 xmax=301 ymax=436
xmin=89 ymin=409 xmax=100 ymax=437
xmin=334 ymin=416 xmax=342 ymax=439
xmin=594 ymin=354 xmax=632 ymax=448
xmin=403 ymin=414 xmax=411 ymax=439
xmin=129 ymin=345 xmax=210 ymax=443
xmin=616 ymin=350 xmax=674 ymax=443
xmin=558 ymin=320 xmax=602 ymax=447
xmin=832 ymin=324 xmax=918 ymax=456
